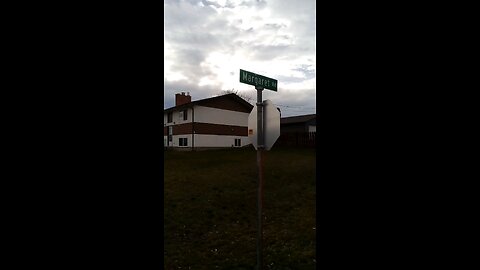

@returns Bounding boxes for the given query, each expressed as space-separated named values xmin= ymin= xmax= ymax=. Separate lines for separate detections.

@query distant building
xmin=277 ymin=113 xmax=316 ymax=147
xmin=280 ymin=114 xmax=316 ymax=134
xmin=164 ymin=92 xmax=254 ymax=150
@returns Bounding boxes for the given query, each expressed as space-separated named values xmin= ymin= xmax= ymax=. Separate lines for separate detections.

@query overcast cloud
xmin=164 ymin=0 xmax=316 ymax=117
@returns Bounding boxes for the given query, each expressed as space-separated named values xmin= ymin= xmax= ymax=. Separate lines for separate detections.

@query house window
xmin=167 ymin=112 xmax=172 ymax=123
xmin=234 ymin=138 xmax=241 ymax=147
xmin=179 ymin=109 xmax=187 ymax=121
xmin=179 ymin=138 xmax=188 ymax=146
xmin=168 ymin=127 xmax=172 ymax=142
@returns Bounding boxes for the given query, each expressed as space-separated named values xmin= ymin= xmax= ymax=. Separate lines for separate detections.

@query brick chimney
xmin=175 ymin=92 xmax=191 ymax=106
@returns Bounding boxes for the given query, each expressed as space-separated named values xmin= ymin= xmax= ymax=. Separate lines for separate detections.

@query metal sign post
xmin=255 ymin=86 xmax=264 ymax=270
xmin=241 ymin=69 xmax=279 ymax=270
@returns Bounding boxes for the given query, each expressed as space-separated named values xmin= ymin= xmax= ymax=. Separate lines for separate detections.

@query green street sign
xmin=239 ymin=69 xmax=277 ymax=91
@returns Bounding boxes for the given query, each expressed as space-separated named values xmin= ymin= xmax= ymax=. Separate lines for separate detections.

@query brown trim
xmin=171 ymin=123 xmax=193 ymax=135
xmin=280 ymin=114 xmax=316 ymax=124
xmin=198 ymin=97 xmax=252 ymax=113
xmin=164 ymin=94 xmax=253 ymax=113
xmin=171 ymin=122 xmax=248 ymax=136
xmin=192 ymin=122 xmax=248 ymax=136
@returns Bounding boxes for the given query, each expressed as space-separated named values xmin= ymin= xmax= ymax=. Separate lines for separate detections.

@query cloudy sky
xmin=164 ymin=0 xmax=316 ymax=117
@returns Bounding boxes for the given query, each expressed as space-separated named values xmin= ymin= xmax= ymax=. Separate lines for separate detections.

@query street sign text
xmin=240 ymin=69 xmax=278 ymax=91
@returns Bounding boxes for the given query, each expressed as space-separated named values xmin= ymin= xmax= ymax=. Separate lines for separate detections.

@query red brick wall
xmin=175 ymin=94 xmax=191 ymax=106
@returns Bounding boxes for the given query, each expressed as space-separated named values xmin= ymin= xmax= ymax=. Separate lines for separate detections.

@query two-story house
xmin=164 ymin=92 xmax=254 ymax=150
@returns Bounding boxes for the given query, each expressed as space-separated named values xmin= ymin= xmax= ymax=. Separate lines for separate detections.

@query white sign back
xmin=248 ymin=100 xmax=280 ymax=150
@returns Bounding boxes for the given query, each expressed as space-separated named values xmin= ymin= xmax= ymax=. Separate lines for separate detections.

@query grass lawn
xmin=164 ymin=146 xmax=316 ymax=270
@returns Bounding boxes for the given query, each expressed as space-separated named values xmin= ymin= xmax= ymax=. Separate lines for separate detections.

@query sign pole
xmin=256 ymin=86 xmax=264 ymax=270
xmin=241 ymin=69 xmax=279 ymax=269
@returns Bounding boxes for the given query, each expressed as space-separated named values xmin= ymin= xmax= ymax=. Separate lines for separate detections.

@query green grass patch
xmin=164 ymin=147 xmax=316 ymax=269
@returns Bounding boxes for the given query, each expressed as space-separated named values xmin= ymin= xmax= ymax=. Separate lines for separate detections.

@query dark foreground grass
xmin=164 ymin=146 xmax=316 ymax=270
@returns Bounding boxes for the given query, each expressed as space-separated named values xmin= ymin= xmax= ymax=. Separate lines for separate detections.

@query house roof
xmin=280 ymin=114 xmax=316 ymax=125
xmin=164 ymin=93 xmax=254 ymax=113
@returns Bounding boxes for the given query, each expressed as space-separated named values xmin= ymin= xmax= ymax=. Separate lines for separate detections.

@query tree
xmin=218 ymin=89 xmax=254 ymax=103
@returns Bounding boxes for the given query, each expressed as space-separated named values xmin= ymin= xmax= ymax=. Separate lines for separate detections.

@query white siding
xmin=194 ymin=134 xmax=249 ymax=148
xmin=165 ymin=135 xmax=192 ymax=147
xmin=193 ymin=106 xmax=249 ymax=126
xmin=164 ymin=135 xmax=250 ymax=148
xmin=164 ymin=106 xmax=247 ymax=127
xmin=176 ymin=108 xmax=192 ymax=124
xmin=163 ymin=105 xmax=251 ymax=148
xmin=164 ymin=112 xmax=170 ymax=127
xmin=164 ymin=108 xmax=192 ymax=127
